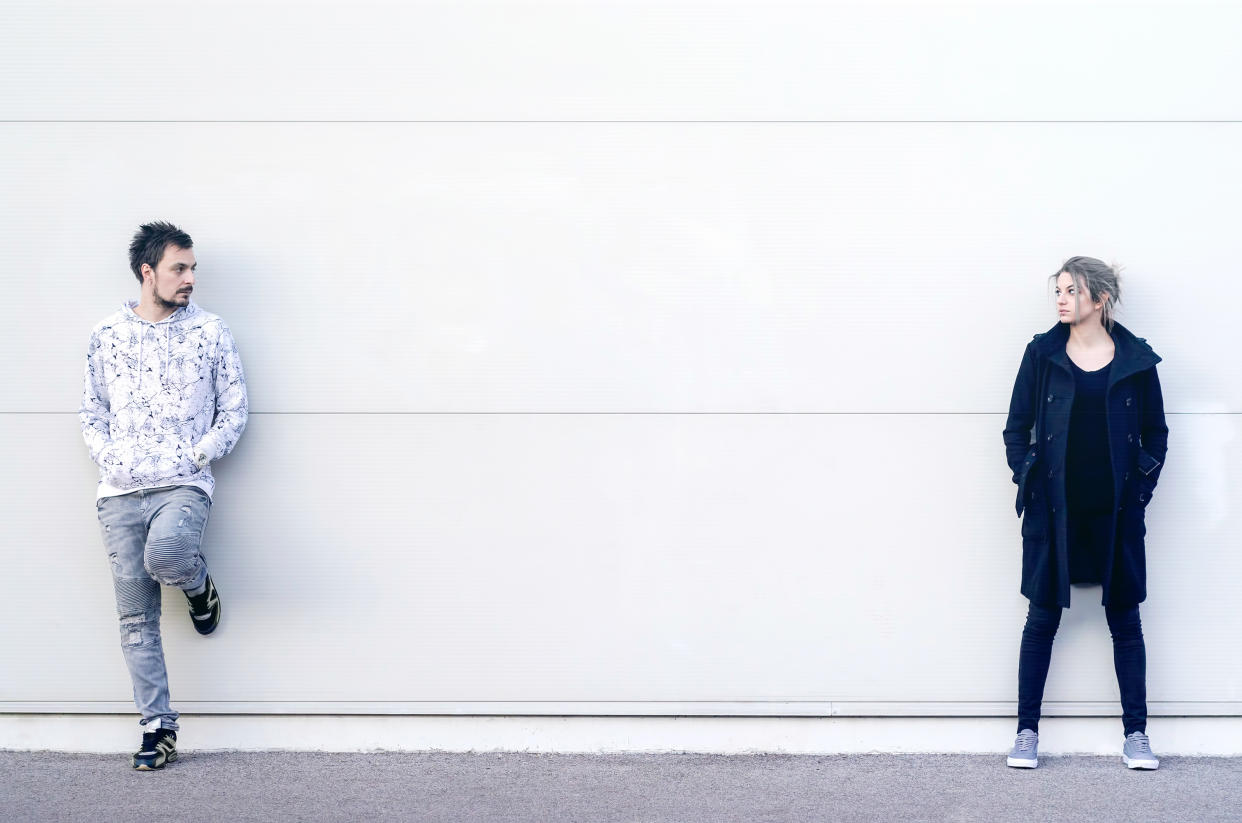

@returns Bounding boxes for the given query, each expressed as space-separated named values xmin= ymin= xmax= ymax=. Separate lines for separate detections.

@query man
xmin=80 ymin=222 xmax=247 ymax=769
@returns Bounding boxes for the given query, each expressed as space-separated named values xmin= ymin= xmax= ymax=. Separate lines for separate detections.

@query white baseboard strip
xmin=4 ymin=715 xmax=1241 ymax=755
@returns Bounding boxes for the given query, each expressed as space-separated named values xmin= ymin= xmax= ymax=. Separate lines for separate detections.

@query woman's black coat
xmin=1002 ymin=321 xmax=1168 ymax=608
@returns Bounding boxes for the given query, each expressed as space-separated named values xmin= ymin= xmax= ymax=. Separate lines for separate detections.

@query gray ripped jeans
xmin=96 ymin=485 xmax=211 ymax=730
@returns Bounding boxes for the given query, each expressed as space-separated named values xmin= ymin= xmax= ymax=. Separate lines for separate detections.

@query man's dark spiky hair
xmin=129 ymin=221 xmax=193 ymax=283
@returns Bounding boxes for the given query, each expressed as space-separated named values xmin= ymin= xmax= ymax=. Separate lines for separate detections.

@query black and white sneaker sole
xmin=133 ymin=748 xmax=178 ymax=770
xmin=133 ymin=753 xmax=178 ymax=770
xmin=187 ymin=579 xmax=221 ymax=635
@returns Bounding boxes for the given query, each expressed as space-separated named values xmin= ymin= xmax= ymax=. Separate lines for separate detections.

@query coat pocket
xmin=1021 ymin=505 xmax=1047 ymax=539
xmin=1135 ymin=447 xmax=1161 ymax=506
xmin=1137 ymin=448 xmax=1161 ymax=476
xmin=1015 ymin=445 xmax=1039 ymax=517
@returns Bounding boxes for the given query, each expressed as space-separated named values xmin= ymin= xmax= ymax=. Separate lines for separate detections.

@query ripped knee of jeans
xmin=144 ymin=533 xmax=201 ymax=586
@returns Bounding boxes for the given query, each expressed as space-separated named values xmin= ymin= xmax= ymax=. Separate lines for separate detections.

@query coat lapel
xmin=1032 ymin=320 xmax=1160 ymax=387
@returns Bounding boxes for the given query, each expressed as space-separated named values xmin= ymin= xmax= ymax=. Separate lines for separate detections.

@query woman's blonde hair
xmin=1050 ymin=256 xmax=1123 ymax=331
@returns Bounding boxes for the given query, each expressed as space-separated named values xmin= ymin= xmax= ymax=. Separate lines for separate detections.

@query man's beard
xmin=155 ymin=288 xmax=191 ymax=310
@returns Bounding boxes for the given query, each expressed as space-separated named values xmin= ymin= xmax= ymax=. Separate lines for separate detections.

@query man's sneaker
xmin=185 ymin=575 xmax=220 ymax=635
xmin=1122 ymin=731 xmax=1159 ymax=769
xmin=132 ymin=727 xmax=177 ymax=770
xmin=1007 ymin=729 xmax=1039 ymax=768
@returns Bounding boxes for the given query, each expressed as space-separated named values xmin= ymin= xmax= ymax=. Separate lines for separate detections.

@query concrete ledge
xmin=4 ymin=715 xmax=1241 ymax=755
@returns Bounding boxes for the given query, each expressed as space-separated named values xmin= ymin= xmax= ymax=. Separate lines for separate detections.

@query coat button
xmin=1051 ymin=506 xmax=1057 ymax=513
xmin=1125 ymin=397 xmax=1133 ymax=406
xmin=1139 ymin=492 xmax=1148 ymax=502
xmin=1128 ymin=434 xmax=1134 ymax=442
xmin=1047 ymin=469 xmax=1054 ymax=479
xmin=1046 ymin=434 xmax=1052 ymax=442
xmin=1047 ymin=394 xmax=1054 ymax=403
xmin=1124 ymin=472 xmax=1130 ymax=481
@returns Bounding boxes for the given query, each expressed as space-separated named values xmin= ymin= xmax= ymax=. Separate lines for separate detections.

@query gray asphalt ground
xmin=3 ymin=752 xmax=1241 ymax=822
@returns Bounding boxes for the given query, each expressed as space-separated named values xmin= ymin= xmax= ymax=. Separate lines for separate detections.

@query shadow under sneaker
xmin=1007 ymin=729 xmax=1039 ymax=768
xmin=132 ymin=728 xmax=177 ymax=770
xmin=1123 ymin=731 xmax=1159 ymax=769
xmin=185 ymin=575 xmax=220 ymax=635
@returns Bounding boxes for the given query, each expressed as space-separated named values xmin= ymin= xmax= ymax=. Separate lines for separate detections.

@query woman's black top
xmin=1065 ymin=358 xmax=1114 ymax=584
xmin=1066 ymin=358 xmax=1113 ymax=513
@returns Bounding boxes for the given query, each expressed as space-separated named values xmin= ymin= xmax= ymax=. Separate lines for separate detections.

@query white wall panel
xmin=2 ymin=123 xmax=1239 ymax=413
xmin=2 ymin=0 xmax=1237 ymax=731
xmin=1 ymin=412 xmax=1237 ymax=710
xmin=3 ymin=2 xmax=1240 ymax=121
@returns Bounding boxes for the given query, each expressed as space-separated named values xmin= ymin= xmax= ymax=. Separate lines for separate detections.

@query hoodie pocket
xmin=111 ymin=435 xmax=200 ymax=487
xmin=100 ymin=440 xmax=139 ymax=489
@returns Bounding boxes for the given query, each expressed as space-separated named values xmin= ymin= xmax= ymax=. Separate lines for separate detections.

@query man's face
xmin=144 ymin=245 xmax=197 ymax=309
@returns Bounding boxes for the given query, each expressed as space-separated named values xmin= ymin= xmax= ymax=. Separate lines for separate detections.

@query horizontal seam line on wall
xmin=3 ymin=120 xmax=1242 ymax=125
xmin=3 ymin=411 xmax=1229 ymax=416
xmin=6 ymin=700 xmax=1239 ymax=705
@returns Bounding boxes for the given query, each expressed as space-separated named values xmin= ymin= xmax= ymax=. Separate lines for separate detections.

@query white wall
xmin=2 ymin=1 xmax=1240 ymax=740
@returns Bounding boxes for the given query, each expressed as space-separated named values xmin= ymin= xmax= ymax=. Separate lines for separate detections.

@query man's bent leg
xmin=143 ymin=487 xmax=211 ymax=593
xmin=98 ymin=493 xmax=179 ymax=731
xmin=144 ymin=486 xmax=220 ymax=633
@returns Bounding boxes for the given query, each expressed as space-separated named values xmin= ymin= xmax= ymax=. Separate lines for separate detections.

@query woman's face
xmin=1055 ymin=271 xmax=1101 ymax=326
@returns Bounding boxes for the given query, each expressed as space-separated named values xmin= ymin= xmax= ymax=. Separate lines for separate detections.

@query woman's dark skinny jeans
xmin=1017 ymin=601 xmax=1147 ymax=736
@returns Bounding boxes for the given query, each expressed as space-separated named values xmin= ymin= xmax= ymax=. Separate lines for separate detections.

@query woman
xmin=1001 ymin=256 xmax=1168 ymax=769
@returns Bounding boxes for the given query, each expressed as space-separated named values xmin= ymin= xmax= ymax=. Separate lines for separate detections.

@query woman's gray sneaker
xmin=1122 ymin=732 xmax=1159 ymax=769
xmin=1007 ymin=729 xmax=1039 ymax=768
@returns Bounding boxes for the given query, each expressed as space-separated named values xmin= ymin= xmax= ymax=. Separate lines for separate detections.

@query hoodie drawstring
xmin=127 ymin=301 xmax=191 ymax=392
xmin=136 ymin=326 xmax=145 ymax=392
